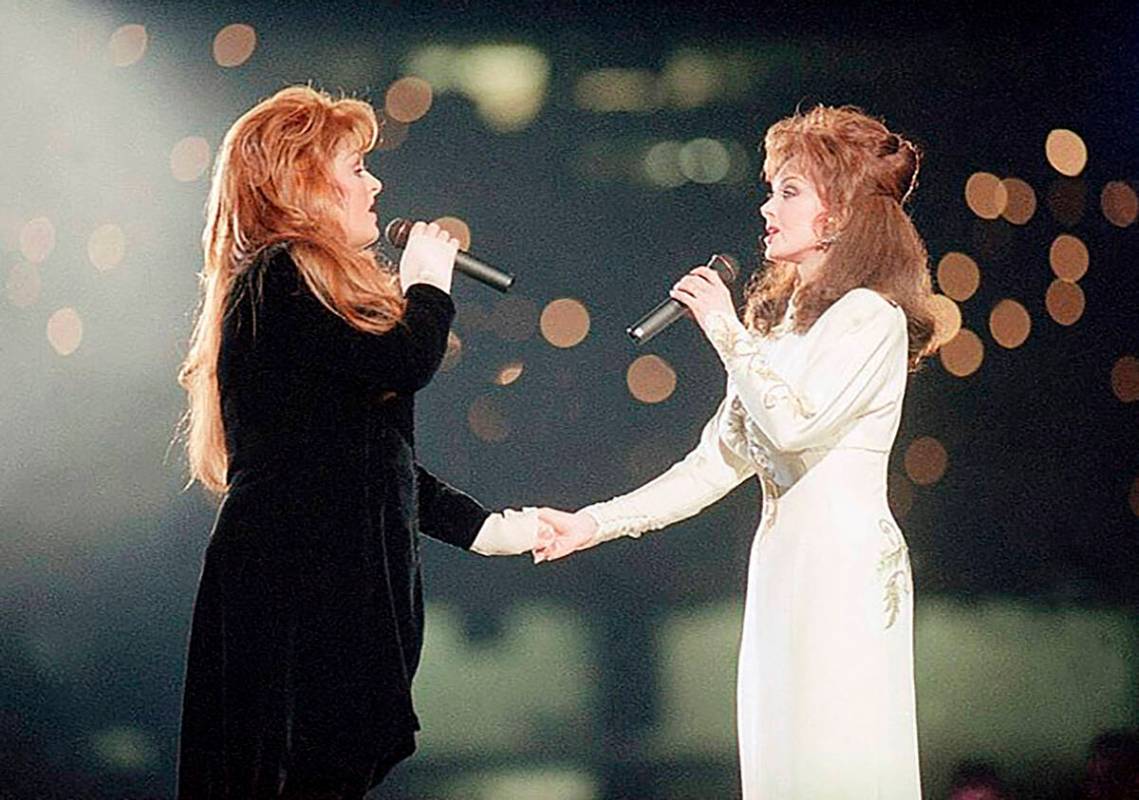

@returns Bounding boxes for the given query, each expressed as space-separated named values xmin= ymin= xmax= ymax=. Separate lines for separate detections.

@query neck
xmin=794 ymin=252 xmax=826 ymax=285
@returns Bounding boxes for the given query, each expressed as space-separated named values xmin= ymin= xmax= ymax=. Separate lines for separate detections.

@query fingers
xmin=408 ymin=220 xmax=457 ymax=246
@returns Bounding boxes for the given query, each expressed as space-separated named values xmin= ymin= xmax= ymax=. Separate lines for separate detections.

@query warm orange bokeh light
xmin=385 ymin=77 xmax=434 ymax=124
xmin=1111 ymin=356 xmax=1139 ymax=403
xmin=109 ymin=24 xmax=147 ymax=67
xmin=1045 ymin=129 xmax=1087 ymax=177
xmin=432 ymin=216 xmax=472 ymax=251
xmin=47 ymin=307 xmax=83 ymax=356
xmin=20 ymin=217 xmax=55 ymax=264
xmin=904 ymin=436 xmax=948 ymax=486
xmin=929 ymin=294 xmax=962 ymax=347
xmin=1045 ymin=280 xmax=1084 ymax=326
xmin=540 ymin=298 xmax=591 ymax=349
xmin=171 ymin=137 xmax=211 ymax=182
xmin=1000 ymin=178 xmax=1037 ymax=225
xmin=989 ymin=299 xmax=1031 ymax=349
xmin=494 ymin=362 xmax=525 ymax=386
xmin=88 ymin=224 xmax=126 ymax=271
xmin=965 ymin=172 xmax=1007 ymax=220
xmin=1049 ymin=234 xmax=1088 ymax=282
xmin=936 ymin=252 xmax=980 ymax=302
xmin=939 ymin=328 xmax=984 ymax=377
xmin=1101 ymin=181 xmax=1138 ymax=227
xmin=627 ymin=354 xmax=677 ymax=403
xmin=213 ymin=23 xmax=257 ymax=68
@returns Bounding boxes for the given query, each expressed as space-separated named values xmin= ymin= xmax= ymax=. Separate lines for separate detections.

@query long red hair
xmin=178 ymin=86 xmax=404 ymax=494
xmin=743 ymin=105 xmax=937 ymax=370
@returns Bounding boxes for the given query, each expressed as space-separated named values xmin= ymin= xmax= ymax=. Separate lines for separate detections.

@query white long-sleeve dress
xmin=583 ymin=288 xmax=921 ymax=799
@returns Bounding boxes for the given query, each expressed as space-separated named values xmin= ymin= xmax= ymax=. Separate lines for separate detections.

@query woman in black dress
xmin=176 ymin=85 xmax=539 ymax=799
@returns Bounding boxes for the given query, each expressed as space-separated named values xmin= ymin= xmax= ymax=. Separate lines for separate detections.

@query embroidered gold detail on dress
xmin=707 ymin=314 xmax=815 ymax=420
xmin=877 ymin=518 xmax=912 ymax=630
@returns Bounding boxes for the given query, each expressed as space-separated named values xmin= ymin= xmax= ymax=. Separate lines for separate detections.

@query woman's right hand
xmin=399 ymin=221 xmax=459 ymax=295
xmin=533 ymin=508 xmax=599 ymax=563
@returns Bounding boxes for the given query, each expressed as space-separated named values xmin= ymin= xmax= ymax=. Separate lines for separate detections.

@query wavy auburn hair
xmin=178 ymin=85 xmax=404 ymax=495
xmin=743 ymin=105 xmax=937 ymax=370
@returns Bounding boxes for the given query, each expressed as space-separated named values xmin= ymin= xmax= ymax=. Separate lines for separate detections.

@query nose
xmin=759 ymin=196 xmax=775 ymax=221
xmin=371 ymin=174 xmax=383 ymax=196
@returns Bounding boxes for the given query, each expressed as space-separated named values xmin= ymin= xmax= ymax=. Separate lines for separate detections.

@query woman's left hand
xmin=669 ymin=265 xmax=735 ymax=335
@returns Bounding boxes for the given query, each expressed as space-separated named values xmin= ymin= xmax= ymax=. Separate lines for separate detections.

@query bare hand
xmin=533 ymin=507 xmax=599 ymax=563
xmin=669 ymin=265 xmax=735 ymax=335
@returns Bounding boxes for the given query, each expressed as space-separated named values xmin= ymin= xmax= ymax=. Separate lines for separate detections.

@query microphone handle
xmin=455 ymin=251 xmax=515 ymax=292
xmin=627 ymin=298 xmax=687 ymax=345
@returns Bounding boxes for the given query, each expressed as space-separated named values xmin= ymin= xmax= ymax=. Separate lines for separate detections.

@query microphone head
xmin=383 ymin=217 xmax=415 ymax=248
xmin=707 ymin=253 xmax=739 ymax=285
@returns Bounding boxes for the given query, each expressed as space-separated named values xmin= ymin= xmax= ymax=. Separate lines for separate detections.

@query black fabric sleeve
xmin=415 ymin=463 xmax=491 ymax=550
xmin=253 ymin=250 xmax=455 ymax=393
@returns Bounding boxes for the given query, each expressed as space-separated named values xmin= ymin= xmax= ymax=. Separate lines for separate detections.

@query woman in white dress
xmin=535 ymin=105 xmax=939 ymax=798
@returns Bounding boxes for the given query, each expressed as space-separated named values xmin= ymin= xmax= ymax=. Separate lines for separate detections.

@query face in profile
xmin=331 ymin=147 xmax=383 ymax=249
xmin=759 ymin=160 xmax=828 ymax=268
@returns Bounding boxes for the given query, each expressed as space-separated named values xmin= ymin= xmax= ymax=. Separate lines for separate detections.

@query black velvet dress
xmin=177 ymin=244 xmax=490 ymax=799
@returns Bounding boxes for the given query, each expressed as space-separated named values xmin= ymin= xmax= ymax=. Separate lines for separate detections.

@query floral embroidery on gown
xmin=583 ymin=288 xmax=921 ymax=799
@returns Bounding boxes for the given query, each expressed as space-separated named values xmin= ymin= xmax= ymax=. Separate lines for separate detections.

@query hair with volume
xmin=743 ymin=105 xmax=937 ymax=371
xmin=178 ymin=85 xmax=403 ymax=495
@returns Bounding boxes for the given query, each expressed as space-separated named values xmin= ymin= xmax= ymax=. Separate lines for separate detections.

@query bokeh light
xmin=87 ymin=224 xmax=126 ymax=271
xmin=643 ymin=141 xmax=687 ymax=188
xmin=1049 ymin=234 xmax=1089 ymax=282
xmin=170 ymin=137 xmax=211 ymax=182
xmin=1045 ymin=280 xmax=1085 ymax=326
xmin=989 ymin=299 xmax=1031 ymax=349
xmin=89 ymin=726 xmax=159 ymax=771
xmin=929 ymin=294 xmax=962 ymax=347
xmin=1000 ymin=178 xmax=1037 ymax=225
xmin=1047 ymin=179 xmax=1086 ymax=226
xmin=494 ymin=362 xmax=524 ymax=386
xmin=213 ymin=23 xmax=257 ymax=68
xmin=965 ymin=172 xmax=1007 ymax=220
xmin=1111 ymin=356 xmax=1139 ymax=403
xmin=936 ymin=252 xmax=980 ymax=302
xmin=456 ymin=45 xmax=550 ymax=132
xmin=385 ymin=76 xmax=434 ymax=123
xmin=888 ymin=472 xmax=914 ymax=519
xmin=468 ymin=395 xmax=509 ymax=442
xmin=574 ymin=68 xmax=658 ymax=112
xmin=661 ymin=48 xmax=721 ymax=108
xmin=108 ymin=24 xmax=147 ymax=67
xmin=47 ymin=307 xmax=83 ymax=356
xmin=433 ymin=216 xmax=471 ymax=251
xmin=678 ymin=138 xmax=731 ymax=184
xmin=540 ymin=298 xmax=591 ymax=348
xmin=6 ymin=262 xmax=41 ymax=308
xmin=904 ymin=436 xmax=948 ymax=486
xmin=1045 ymin=129 xmax=1087 ymax=176
xmin=20 ymin=217 xmax=55 ymax=263
xmin=1100 ymin=181 xmax=1138 ymax=227
xmin=440 ymin=333 xmax=462 ymax=372
xmin=939 ymin=328 xmax=984 ymax=377
xmin=627 ymin=355 xmax=677 ymax=403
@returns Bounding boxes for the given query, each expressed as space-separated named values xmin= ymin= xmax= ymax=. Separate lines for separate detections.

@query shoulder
xmin=823 ymin=287 xmax=904 ymax=328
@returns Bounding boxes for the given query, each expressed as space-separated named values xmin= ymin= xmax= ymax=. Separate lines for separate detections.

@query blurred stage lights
xmin=1049 ymin=234 xmax=1089 ymax=282
xmin=936 ymin=252 xmax=980 ymax=302
xmin=1111 ymin=356 xmax=1139 ymax=404
xmin=494 ymin=362 xmax=524 ymax=386
xmin=627 ymin=354 xmax=677 ymax=404
xmin=88 ymin=224 xmax=125 ymax=271
xmin=939 ymin=328 xmax=984 ymax=378
xmin=109 ymin=24 xmax=147 ymax=67
xmin=432 ymin=216 xmax=471 ymax=251
xmin=1045 ymin=280 xmax=1084 ymax=326
xmin=170 ymin=137 xmax=211 ymax=182
xmin=965 ymin=172 xmax=1007 ymax=220
xmin=1046 ymin=129 xmax=1087 ymax=177
xmin=385 ymin=76 xmax=433 ymax=124
xmin=213 ymin=23 xmax=257 ymax=68
xmin=574 ymin=48 xmax=754 ymax=113
xmin=540 ymin=298 xmax=591 ymax=349
xmin=47 ymin=306 xmax=83 ymax=356
xmin=989 ymin=299 xmax=1031 ymax=350
xmin=1101 ymin=181 xmax=1138 ymax=227
xmin=574 ymin=68 xmax=659 ymax=113
xmin=929 ymin=294 xmax=962 ymax=347
xmin=904 ymin=436 xmax=948 ymax=486
xmin=20 ymin=217 xmax=55 ymax=263
xmin=999 ymin=178 xmax=1036 ymax=225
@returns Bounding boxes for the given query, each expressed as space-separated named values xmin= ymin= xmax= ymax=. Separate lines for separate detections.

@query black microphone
xmin=383 ymin=218 xmax=515 ymax=293
xmin=627 ymin=254 xmax=739 ymax=345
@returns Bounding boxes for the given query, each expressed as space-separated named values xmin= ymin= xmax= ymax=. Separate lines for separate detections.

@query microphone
xmin=383 ymin=218 xmax=515 ymax=293
xmin=627 ymin=254 xmax=739 ymax=345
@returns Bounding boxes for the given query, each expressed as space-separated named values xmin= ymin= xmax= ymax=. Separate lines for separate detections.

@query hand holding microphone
xmin=628 ymin=254 xmax=738 ymax=344
xmin=397 ymin=221 xmax=459 ymax=294
xmin=385 ymin=217 xmax=515 ymax=293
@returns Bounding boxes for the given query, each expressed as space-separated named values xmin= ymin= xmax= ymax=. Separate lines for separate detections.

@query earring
xmin=816 ymin=217 xmax=839 ymax=250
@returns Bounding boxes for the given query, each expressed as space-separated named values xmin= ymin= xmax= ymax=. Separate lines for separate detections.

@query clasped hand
xmin=398 ymin=221 xmax=459 ymax=294
xmin=532 ymin=507 xmax=598 ymax=563
xmin=669 ymin=265 xmax=735 ymax=335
